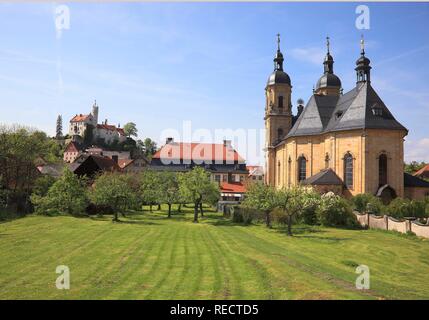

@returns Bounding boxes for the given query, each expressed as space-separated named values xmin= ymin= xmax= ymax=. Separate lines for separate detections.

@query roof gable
xmin=301 ymin=168 xmax=343 ymax=185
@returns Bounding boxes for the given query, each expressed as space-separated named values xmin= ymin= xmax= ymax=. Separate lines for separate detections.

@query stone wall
xmin=354 ymin=212 xmax=429 ymax=239
xmin=368 ymin=214 xmax=387 ymax=230
xmin=411 ymin=221 xmax=429 ymax=238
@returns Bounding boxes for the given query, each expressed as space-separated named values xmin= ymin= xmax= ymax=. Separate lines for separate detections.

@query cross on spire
xmin=360 ymin=34 xmax=365 ymax=55
xmin=326 ymin=36 xmax=330 ymax=54
xmin=277 ymin=33 xmax=281 ymax=51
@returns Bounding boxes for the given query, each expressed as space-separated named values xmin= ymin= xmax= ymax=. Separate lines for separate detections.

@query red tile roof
xmin=220 ymin=182 xmax=246 ymax=194
xmin=64 ymin=141 xmax=81 ymax=153
xmin=70 ymin=114 xmax=91 ymax=122
xmin=153 ymin=142 xmax=244 ymax=163
xmin=118 ymin=159 xmax=134 ymax=169
xmin=414 ymin=164 xmax=429 ymax=179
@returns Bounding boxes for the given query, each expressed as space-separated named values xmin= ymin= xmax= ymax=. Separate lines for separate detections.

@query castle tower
xmin=91 ymin=100 xmax=99 ymax=125
xmin=265 ymin=34 xmax=293 ymax=185
xmin=314 ymin=37 xmax=342 ymax=96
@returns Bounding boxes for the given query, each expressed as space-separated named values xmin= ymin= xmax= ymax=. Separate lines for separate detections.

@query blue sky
xmin=0 ymin=2 xmax=428 ymax=165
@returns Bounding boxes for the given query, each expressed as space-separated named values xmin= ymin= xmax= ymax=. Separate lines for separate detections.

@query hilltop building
xmin=69 ymin=101 xmax=126 ymax=145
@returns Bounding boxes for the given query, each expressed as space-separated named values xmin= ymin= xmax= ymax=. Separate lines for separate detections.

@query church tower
xmin=314 ymin=37 xmax=342 ymax=96
xmin=265 ymin=34 xmax=292 ymax=185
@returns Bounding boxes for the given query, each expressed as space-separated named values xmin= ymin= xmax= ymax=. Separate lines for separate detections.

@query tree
xmin=405 ymin=161 xmax=427 ymax=175
xmin=242 ymin=182 xmax=276 ymax=228
xmin=142 ymin=138 xmax=157 ymax=159
xmin=83 ymin=124 xmax=94 ymax=147
xmin=56 ymin=115 xmax=63 ymax=139
xmin=178 ymin=167 xmax=220 ymax=223
xmin=274 ymin=186 xmax=319 ymax=236
xmin=0 ymin=125 xmax=63 ymax=212
xmin=123 ymin=122 xmax=138 ymax=138
xmin=158 ymin=171 xmax=180 ymax=218
xmin=139 ymin=170 xmax=162 ymax=212
xmin=31 ymin=168 xmax=88 ymax=216
xmin=90 ymin=172 xmax=138 ymax=221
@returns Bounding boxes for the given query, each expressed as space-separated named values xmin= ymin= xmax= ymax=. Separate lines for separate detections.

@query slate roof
xmin=301 ymin=168 xmax=343 ymax=186
xmin=284 ymin=82 xmax=407 ymax=140
xmin=404 ymin=172 xmax=429 ymax=188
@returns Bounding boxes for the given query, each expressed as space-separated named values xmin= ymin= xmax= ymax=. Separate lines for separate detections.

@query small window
xmin=335 ymin=111 xmax=343 ymax=119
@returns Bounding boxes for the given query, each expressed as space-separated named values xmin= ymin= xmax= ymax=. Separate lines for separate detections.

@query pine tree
xmin=56 ymin=115 xmax=63 ymax=139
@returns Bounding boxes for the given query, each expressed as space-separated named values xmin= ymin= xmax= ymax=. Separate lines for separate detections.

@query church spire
xmin=273 ymin=33 xmax=284 ymax=71
xmin=323 ymin=36 xmax=334 ymax=74
xmin=355 ymin=34 xmax=372 ymax=84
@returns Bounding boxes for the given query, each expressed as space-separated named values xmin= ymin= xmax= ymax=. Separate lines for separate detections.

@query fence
xmin=354 ymin=212 xmax=429 ymax=239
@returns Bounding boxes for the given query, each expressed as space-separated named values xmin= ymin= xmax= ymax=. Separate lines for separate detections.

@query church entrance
xmin=376 ymin=185 xmax=397 ymax=204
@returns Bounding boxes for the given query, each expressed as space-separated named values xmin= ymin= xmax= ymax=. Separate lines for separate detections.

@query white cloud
xmin=289 ymin=47 xmax=326 ymax=65
xmin=405 ymin=138 xmax=429 ymax=163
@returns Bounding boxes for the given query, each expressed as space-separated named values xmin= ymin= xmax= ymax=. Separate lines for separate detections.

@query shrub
xmin=387 ymin=198 xmax=411 ymax=219
xmin=316 ymin=193 xmax=358 ymax=227
xmin=300 ymin=192 xmax=321 ymax=225
xmin=230 ymin=206 xmax=254 ymax=224
xmin=352 ymin=193 xmax=384 ymax=214
xmin=386 ymin=198 xmax=426 ymax=219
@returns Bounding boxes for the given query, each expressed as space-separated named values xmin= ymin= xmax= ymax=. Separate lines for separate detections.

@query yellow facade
xmin=267 ymin=129 xmax=406 ymax=197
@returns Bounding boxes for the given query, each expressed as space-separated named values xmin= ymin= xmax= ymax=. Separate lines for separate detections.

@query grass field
xmin=1 ymin=205 xmax=429 ymax=300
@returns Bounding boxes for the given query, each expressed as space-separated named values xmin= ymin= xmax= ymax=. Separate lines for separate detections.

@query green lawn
xmin=1 ymin=205 xmax=428 ymax=300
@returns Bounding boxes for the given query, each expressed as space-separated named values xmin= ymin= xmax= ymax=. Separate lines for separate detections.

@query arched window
xmin=298 ymin=156 xmax=306 ymax=182
xmin=344 ymin=153 xmax=353 ymax=188
xmin=287 ymin=157 xmax=292 ymax=187
xmin=277 ymin=128 xmax=284 ymax=140
xmin=277 ymin=161 xmax=281 ymax=185
xmin=278 ymin=96 xmax=284 ymax=109
xmin=379 ymin=154 xmax=387 ymax=186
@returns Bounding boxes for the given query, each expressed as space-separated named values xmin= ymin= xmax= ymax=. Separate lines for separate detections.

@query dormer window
xmin=372 ymin=105 xmax=383 ymax=116
xmin=335 ymin=111 xmax=343 ymax=119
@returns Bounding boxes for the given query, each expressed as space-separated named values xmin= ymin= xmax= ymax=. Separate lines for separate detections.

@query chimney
xmin=105 ymin=119 xmax=108 ymax=125
xmin=166 ymin=137 xmax=174 ymax=144
xmin=223 ymin=140 xmax=232 ymax=148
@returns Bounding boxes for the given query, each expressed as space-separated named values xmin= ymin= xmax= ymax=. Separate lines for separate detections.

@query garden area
xmin=1 ymin=205 xmax=429 ymax=300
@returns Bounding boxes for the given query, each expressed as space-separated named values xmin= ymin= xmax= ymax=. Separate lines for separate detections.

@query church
xmin=264 ymin=35 xmax=428 ymax=201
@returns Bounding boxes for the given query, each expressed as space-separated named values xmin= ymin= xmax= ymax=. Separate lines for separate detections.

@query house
xmin=264 ymin=35 xmax=421 ymax=201
xmin=69 ymin=154 xmax=119 ymax=177
xmin=63 ymin=141 xmax=83 ymax=163
xmin=150 ymin=138 xmax=249 ymax=202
